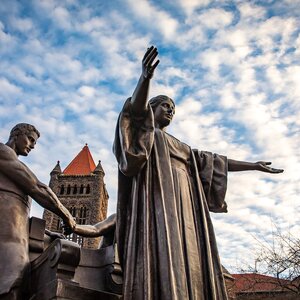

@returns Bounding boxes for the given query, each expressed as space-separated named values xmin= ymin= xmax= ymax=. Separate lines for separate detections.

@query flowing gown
xmin=113 ymin=99 xmax=229 ymax=300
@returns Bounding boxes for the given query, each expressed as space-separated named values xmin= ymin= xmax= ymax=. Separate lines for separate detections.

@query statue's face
xmin=15 ymin=131 xmax=39 ymax=156
xmin=154 ymin=99 xmax=175 ymax=129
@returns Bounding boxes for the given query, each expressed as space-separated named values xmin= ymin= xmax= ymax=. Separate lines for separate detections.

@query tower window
xmin=65 ymin=206 xmax=85 ymax=247
xmin=73 ymin=185 xmax=77 ymax=194
xmin=67 ymin=185 xmax=71 ymax=195
xmin=86 ymin=184 xmax=90 ymax=194
xmin=78 ymin=206 xmax=88 ymax=225
xmin=69 ymin=206 xmax=76 ymax=218
xmin=60 ymin=185 xmax=65 ymax=195
xmin=79 ymin=184 xmax=84 ymax=194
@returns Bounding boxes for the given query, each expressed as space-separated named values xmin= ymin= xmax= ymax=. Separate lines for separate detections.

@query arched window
xmin=73 ymin=185 xmax=77 ymax=194
xmin=66 ymin=185 xmax=71 ymax=194
xmin=79 ymin=184 xmax=84 ymax=194
xmin=69 ymin=206 xmax=76 ymax=218
xmin=60 ymin=185 xmax=65 ymax=195
xmin=86 ymin=184 xmax=90 ymax=194
xmin=66 ymin=206 xmax=85 ymax=247
xmin=78 ymin=206 xmax=88 ymax=225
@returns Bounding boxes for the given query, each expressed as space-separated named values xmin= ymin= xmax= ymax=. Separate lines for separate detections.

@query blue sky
xmin=0 ymin=0 xmax=299 ymax=273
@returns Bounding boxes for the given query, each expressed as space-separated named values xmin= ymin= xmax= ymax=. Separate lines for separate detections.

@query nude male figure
xmin=0 ymin=123 xmax=76 ymax=300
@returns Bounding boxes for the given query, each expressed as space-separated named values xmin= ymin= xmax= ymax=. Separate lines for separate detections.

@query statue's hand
xmin=45 ymin=228 xmax=66 ymax=240
xmin=62 ymin=223 xmax=74 ymax=236
xmin=142 ymin=46 xmax=160 ymax=79
xmin=50 ymin=231 xmax=66 ymax=240
xmin=255 ymin=161 xmax=284 ymax=173
xmin=63 ymin=216 xmax=76 ymax=234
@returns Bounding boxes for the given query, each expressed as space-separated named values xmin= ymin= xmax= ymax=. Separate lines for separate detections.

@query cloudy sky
xmin=0 ymin=0 xmax=299 ymax=273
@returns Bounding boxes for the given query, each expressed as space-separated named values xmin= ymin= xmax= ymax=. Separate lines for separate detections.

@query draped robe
xmin=113 ymin=99 xmax=229 ymax=300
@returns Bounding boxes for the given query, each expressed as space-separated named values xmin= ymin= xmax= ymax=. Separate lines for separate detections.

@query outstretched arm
xmin=0 ymin=148 xmax=76 ymax=229
xmin=34 ymin=181 xmax=76 ymax=228
xmin=72 ymin=214 xmax=116 ymax=238
xmin=228 ymin=159 xmax=283 ymax=173
xmin=131 ymin=46 xmax=160 ymax=116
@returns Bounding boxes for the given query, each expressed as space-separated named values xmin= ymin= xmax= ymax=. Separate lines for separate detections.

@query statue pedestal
xmin=74 ymin=244 xmax=122 ymax=295
xmin=30 ymin=278 xmax=121 ymax=300
xmin=28 ymin=217 xmax=122 ymax=300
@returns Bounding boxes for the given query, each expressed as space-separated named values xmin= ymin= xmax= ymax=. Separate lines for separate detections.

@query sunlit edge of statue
xmin=0 ymin=123 xmax=76 ymax=300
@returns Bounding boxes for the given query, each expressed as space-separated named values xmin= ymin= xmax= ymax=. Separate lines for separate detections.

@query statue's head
xmin=9 ymin=123 xmax=40 ymax=156
xmin=149 ymin=95 xmax=175 ymax=129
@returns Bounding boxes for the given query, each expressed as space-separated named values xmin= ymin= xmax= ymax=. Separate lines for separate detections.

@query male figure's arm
xmin=0 ymin=146 xmax=76 ymax=229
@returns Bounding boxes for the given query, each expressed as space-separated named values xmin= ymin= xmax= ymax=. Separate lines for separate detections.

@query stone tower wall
xmin=43 ymin=171 xmax=108 ymax=249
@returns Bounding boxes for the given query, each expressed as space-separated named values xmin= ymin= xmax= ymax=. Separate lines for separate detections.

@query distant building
xmin=43 ymin=144 xmax=109 ymax=249
xmin=228 ymin=273 xmax=299 ymax=300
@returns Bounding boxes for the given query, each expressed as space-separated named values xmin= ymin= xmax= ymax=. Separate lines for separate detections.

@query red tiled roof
xmin=63 ymin=144 xmax=96 ymax=175
xmin=232 ymin=273 xmax=290 ymax=293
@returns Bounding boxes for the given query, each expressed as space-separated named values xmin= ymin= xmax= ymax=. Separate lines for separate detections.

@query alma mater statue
xmin=111 ymin=46 xmax=283 ymax=300
xmin=0 ymin=123 xmax=76 ymax=300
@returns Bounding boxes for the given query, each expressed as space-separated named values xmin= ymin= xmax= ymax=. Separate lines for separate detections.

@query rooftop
xmin=63 ymin=144 xmax=96 ymax=175
xmin=232 ymin=273 xmax=291 ymax=293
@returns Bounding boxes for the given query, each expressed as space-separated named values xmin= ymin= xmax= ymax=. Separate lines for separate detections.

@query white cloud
xmin=219 ymin=83 xmax=238 ymax=109
xmin=238 ymin=2 xmax=266 ymax=21
xmin=0 ymin=77 xmax=22 ymax=99
xmin=197 ymin=8 xmax=233 ymax=29
xmin=285 ymin=66 xmax=300 ymax=100
xmin=176 ymin=0 xmax=212 ymax=16
xmin=10 ymin=17 xmax=34 ymax=32
xmin=199 ymin=48 xmax=237 ymax=74
xmin=0 ymin=21 xmax=15 ymax=48
xmin=45 ymin=52 xmax=82 ymax=74
xmin=32 ymin=0 xmax=57 ymax=11
xmin=175 ymin=24 xmax=206 ymax=48
xmin=79 ymin=17 xmax=105 ymax=33
xmin=78 ymin=85 xmax=96 ymax=98
xmin=52 ymin=6 xmax=72 ymax=30
xmin=127 ymin=0 xmax=178 ymax=40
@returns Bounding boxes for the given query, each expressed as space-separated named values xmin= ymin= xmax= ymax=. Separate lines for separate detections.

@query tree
xmin=236 ymin=228 xmax=300 ymax=296
xmin=255 ymin=229 xmax=300 ymax=294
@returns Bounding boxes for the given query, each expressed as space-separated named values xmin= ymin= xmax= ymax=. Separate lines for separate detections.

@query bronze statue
xmin=112 ymin=46 xmax=283 ymax=300
xmin=0 ymin=123 xmax=76 ymax=300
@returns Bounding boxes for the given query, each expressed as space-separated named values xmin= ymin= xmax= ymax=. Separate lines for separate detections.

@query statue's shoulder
xmin=0 ymin=143 xmax=17 ymax=161
xmin=0 ymin=143 xmax=8 ymax=155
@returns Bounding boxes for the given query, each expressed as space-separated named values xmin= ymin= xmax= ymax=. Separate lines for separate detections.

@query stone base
xmin=29 ymin=217 xmax=123 ymax=300
xmin=30 ymin=279 xmax=122 ymax=300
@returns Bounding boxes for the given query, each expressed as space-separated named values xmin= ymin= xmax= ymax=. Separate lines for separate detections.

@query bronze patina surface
xmin=0 ymin=124 xmax=76 ymax=299
xmin=113 ymin=47 xmax=283 ymax=300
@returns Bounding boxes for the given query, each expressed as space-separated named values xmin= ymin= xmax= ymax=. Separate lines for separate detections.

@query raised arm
xmin=228 ymin=159 xmax=283 ymax=173
xmin=131 ymin=46 xmax=159 ymax=115
xmin=0 ymin=149 xmax=76 ymax=229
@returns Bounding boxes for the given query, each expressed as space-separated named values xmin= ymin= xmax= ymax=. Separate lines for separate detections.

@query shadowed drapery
xmin=114 ymin=99 xmax=229 ymax=300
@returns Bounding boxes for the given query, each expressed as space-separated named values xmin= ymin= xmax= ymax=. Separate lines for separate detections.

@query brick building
xmin=43 ymin=144 xmax=109 ymax=249
xmin=227 ymin=273 xmax=299 ymax=300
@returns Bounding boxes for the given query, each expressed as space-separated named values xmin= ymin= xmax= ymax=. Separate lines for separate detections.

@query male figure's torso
xmin=0 ymin=143 xmax=31 ymax=296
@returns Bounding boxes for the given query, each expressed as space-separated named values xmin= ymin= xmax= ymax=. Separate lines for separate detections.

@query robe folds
xmin=113 ymin=99 xmax=229 ymax=300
